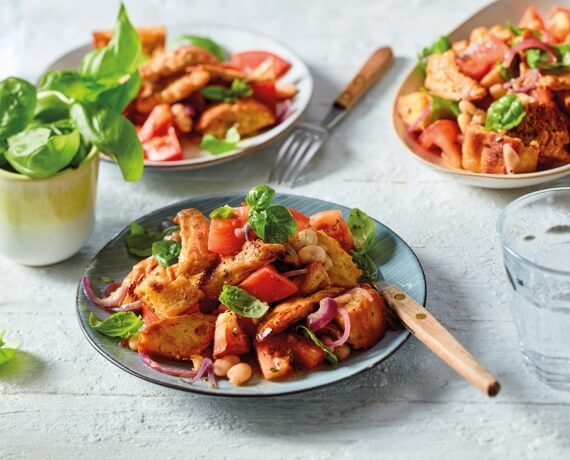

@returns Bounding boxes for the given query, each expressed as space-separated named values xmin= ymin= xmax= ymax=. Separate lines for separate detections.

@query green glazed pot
xmin=0 ymin=149 xmax=99 ymax=266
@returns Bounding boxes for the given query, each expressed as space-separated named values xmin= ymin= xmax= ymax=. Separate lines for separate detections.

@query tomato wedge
xmin=208 ymin=218 xmax=245 ymax=256
xmin=142 ymin=126 xmax=183 ymax=162
xmin=288 ymin=208 xmax=310 ymax=231
xmin=228 ymin=51 xmax=291 ymax=78
xmin=138 ymin=104 xmax=174 ymax=143
xmin=456 ymin=36 xmax=509 ymax=80
xmin=309 ymin=210 xmax=354 ymax=252
xmin=239 ymin=265 xmax=298 ymax=303
xmin=251 ymin=81 xmax=277 ymax=113
xmin=418 ymin=120 xmax=462 ymax=169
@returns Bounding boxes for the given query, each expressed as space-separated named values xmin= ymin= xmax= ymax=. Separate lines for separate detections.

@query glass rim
xmin=497 ymin=187 xmax=570 ymax=277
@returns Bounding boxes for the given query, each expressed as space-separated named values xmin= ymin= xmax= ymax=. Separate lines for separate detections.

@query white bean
xmin=298 ymin=245 xmax=327 ymax=264
xmin=457 ymin=113 xmax=471 ymax=133
xmin=291 ymin=229 xmax=318 ymax=250
xmin=335 ymin=344 xmax=351 ymax=361
xmin=128 ymin=333 xmax=139 ymax=351
xmin=459 ymin=100 xmax=476 ymax=115
xmin=213 ymin=357 xmax=239 ymax=377
xmin=227 ymin=363 xmax=253 ymax=385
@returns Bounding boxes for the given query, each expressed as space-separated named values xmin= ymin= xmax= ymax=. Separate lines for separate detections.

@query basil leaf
xmin=485 ymin=94 xmax=526 ymax=132
xmin=525 ymin=48 xmax=550 ymax=69
xmin=417 ymin=36 xmax=451 ymax=74
xmin=80 ymin=3 xmax=142 ymax=84
xmin=201 ymin=79 xmax=252 ymax=102
xmin=88 ymin=311 xmax=143 ymax=339
xmin=70 ymin=101 xmax=143 ymax=181
xmin=0 ymin=77 xmax=37 ymax=138
xmin=96 ymin=71 xmax=141 ymax=112
xmin=348 ymin=208 xmax=376 ymax=252
xmin=0 ymin=140 xmax=8 ymax=169
xmin=34 ymin=90 xmax=73 ymax=123
xmin=200 ymin=133 xmax=239 ymax=154
xmin=125 ymin=221 xmax=164 ymax=257
xmin=218 ymin=285 xmax=269 ymax=318
xmin=428 ymin=93 xmax=460 ymax=120
xmin=6 ymin=124 xmax=81 ymax=179
xmin=246 ymin=184 xmax=275 ymax=209
xmin=210 ymin=205 xmax=236 ymax=219
xmin=163 ymin=225 xmax=180 ymax=236
xmin=248 ymin=206 xmax=297 ymax=244
xmin=172 ymin=35 xmax=226 ymax=61
xmin=152 ymin=240 xmax=181 ymax=267
xmin=297 ymin=326 xmax=338 ymax=364
xmin=0 ymin=330 xmax=19 ymax=367
xmin=352 ymin=250 xmax=379 ymax=282
xmin=38 ymin=70 xmax=103 ymax=102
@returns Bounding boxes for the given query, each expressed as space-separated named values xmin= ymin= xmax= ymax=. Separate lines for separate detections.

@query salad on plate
xmin=92 ymin=22 xmax=298 ymax=162
xmin=397 ymin=5 xmax=570 ymax=175
xmin=82 ymin=185 xmax=391 ymax=388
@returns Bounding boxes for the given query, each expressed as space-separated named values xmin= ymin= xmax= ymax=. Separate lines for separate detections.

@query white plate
xmin=46 ymin=24 xmax=313 ymax=171
xmin=392 ymin=0 xmax=570 ymax=189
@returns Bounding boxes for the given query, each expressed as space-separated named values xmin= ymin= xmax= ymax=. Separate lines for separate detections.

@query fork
xmin=269 ymin=46 xmax=394 ymax=186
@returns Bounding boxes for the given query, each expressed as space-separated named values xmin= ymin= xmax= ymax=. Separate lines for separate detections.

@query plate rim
xmin=76 ymin=192 xmax=427 ymax=397
xmin=391 ymin=0 xmax=570 ymax=185
xmin=45 ymin=22 xmax=314 ymax=171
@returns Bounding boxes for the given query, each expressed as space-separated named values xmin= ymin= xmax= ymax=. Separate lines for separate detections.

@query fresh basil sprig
xmin=0 ymin=330 xmax=19 ymax=367
xmin=209 ymin=205 xmax=236 ymax=219
xmin=88 ymin=312 xmax=143 ymax=339
xmin=245 ymin=185 xmax=297 ymax=244
xmin=219 ymin=285 xmax=270 ymax=318
xmin=201 ymin=79 xmax=252 ymax=102
xmin=200 ymin=125 xmax=240 ymax=154
xmin=152 ymin=240 xmax=181 ymax=267
xmin=297 ymin=325 xmax=338 ymax=364
xmin=171 ymin=35 xmax=226 ymax=61
xmin=485 ymin=94 xmax=526 ymax=132
xmin=348 ymin=208 xmax=379 ymax=282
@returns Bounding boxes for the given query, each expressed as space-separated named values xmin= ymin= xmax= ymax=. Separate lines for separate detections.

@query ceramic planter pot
xmin=0 ymin=150 xmax=99 ymax=266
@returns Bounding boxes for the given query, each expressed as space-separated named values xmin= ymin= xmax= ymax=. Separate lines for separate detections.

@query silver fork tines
xmin=269 ymin=124 xmax=328 ymax=186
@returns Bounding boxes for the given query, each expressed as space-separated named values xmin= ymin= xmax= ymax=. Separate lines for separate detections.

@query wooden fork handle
xmin=335 ymin=47 xmax=393 ymax=110
xmin=380 ymin=285 xmax=501 ymax=397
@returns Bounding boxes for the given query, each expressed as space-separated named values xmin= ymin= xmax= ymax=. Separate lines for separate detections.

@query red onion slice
xmin=140 ymin=353 xmax=198 ymax=378
xmin=504 ymin=68 xmax=540 ymax=93
xmin=82 ymin=276 xmax=127 ymax=309
xmin=183 ymin=358 xmax=213 ymax=385
xmin=281 ymin=268 xmax=309 ymax=278
xmin=276 ymin=100 xmax=293 ymax=122
xmin=407 ymin=100 xmax=432 ymax=133
xmin=102 ymin=281 xmax=122 ymax=297
xmin=328 ymin=308 xmax=351 ymax=348
xmin=208 ymin=365 xmax=217 ymax=388
xmin=503 ymin=38 xmax=557 ymax=67
xmin=110 ymin=300 xmax=143 ymax=313
xmin=307 ymin=297 xmax=338 ymax=331
xmin=242 ymin=223 xmax=254 ymax=241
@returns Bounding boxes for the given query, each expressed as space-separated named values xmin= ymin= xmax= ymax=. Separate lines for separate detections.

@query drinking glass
xmin=0 ymin=0 xmax=21 ymax=80
xmin=497 ymin=188 xmax=570 ymax=390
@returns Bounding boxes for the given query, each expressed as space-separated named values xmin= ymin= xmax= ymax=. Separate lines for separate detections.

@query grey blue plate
xmin=76 ymin=193 xmax=426 ymax=396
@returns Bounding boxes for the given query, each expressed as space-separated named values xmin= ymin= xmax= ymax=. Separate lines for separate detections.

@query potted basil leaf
xmin=0 ymin=4 xmax=144 ymax=266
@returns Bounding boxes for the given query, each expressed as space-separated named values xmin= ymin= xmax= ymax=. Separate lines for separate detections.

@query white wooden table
xmin=2 ymin=0 xmax=570 ymax=458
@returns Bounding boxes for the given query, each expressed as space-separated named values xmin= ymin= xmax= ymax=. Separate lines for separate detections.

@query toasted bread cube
xmin=316 ymin=231 xmax=361 ymax=288
xmin=334 ymin=288 xmax=387 ymax=350
xmin=138 ymin=313 xmax=216 ymax=360
xmin=396 ymin=92 xmax=431 ymax=132
xmin=92 ymin=26 xmax=166 ymax=56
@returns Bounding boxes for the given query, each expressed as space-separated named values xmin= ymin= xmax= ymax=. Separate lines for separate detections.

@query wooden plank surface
xmin=1 ymin=0 xmax=570 ymax=458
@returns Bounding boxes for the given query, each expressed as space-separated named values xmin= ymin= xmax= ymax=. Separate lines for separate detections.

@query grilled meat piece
xmin=198 ymin=64 xmax=248 ymax=82
xmin=200 ymin=240 xmax=286 ymax=299
xmin=510 ymin=101 xmax=570 ymax=164
xmin=136 ymin=68 xmax=210 ymax=113
xmin=425 ymin=50 xmax=487 ymax=101
xmin=139 ymin=46 xmax=217 ymax=83
xmin=196 ymin=99 xmax=276 ymax=139
xmin=256 ymin=287 xmax=345 ymax=341
xmin=174 ymin=209 xmax=219 ymax=277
